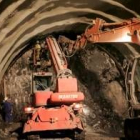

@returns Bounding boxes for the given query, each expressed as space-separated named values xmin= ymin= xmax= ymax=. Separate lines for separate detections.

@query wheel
xmin=27 ymin=135 xmax=40 ymax=140
xmin=74 ymin=130 xmax=85 ymax=140
xmin=124 ymin=118 xmax=140 ymax=140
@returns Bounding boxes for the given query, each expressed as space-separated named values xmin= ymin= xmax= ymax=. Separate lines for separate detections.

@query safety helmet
xmin=4 ymin=97 xmax=8 ymax=101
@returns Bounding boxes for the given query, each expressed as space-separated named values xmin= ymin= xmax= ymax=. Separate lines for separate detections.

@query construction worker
xmin=3 ymin=97 xmax=13 ymax=124
xmin=0 ymin=99 xmax=5 ymax=121
xmin=35 ymin=40 xmax=41 ymax=62
xmin=40 ymin=40 xmax=46 ymax=49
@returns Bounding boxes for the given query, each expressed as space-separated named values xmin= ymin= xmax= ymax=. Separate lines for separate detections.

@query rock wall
xmin=0 ymin=0 xmax=140 ymax=80
xmin=4 ymin=51 xmax=32 ymax=121
xmin=69 ymin=45 xmax=128 ymax=134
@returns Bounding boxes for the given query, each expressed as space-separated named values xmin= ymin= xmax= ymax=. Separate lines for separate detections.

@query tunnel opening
xmin=0 ymin=29 xmax=131 ymax=139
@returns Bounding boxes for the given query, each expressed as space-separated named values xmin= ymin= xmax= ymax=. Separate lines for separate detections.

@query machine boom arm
xmin=58 ymin=18 xmax=140 ymax=53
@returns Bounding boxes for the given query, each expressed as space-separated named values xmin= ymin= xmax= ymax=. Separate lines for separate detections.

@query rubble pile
xmin=70 ymin=45 xmax=129 ymax=136
xmin=3 ymin=51 xmax=32 ymax=121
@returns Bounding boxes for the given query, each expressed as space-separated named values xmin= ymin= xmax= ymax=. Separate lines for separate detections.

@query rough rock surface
xmin=70 ymin=46 xmax=129 ymax=134
xmin=3 ymin=51 xmax=32 ymax=121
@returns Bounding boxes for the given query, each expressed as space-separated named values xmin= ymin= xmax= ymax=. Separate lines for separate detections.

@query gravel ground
xmin=0 ymin=122 xmax=124 ymax=140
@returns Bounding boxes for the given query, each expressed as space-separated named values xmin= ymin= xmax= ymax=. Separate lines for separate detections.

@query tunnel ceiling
xmin=0 ymin=0 xmax=140 ymax=80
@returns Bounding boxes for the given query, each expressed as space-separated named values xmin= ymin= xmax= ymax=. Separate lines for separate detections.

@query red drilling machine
xmin=24 ymin=17 xmax=140 ymax=139
xmin=23 ymin=36 xmax=85 ymax=139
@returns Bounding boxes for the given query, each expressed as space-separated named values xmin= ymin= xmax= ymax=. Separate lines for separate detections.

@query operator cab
xmin=33 ymin=72 xmax=52 ymax=91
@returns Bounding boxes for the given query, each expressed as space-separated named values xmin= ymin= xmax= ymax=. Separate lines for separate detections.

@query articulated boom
xmin=46 ymin=37 xmax=84 ymax=102
xmin=59 ymin=18 xmax=140 ymax=54
xmin=46 ymin=37 xmax=68 ymax=73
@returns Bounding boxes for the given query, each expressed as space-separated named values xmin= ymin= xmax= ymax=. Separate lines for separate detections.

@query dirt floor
xmin=0 ymin=122 xmax=124 ymax=140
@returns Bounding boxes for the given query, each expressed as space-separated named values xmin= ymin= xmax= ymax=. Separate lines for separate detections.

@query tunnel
xmin=0 ymin=0 xmax=140 ymax=139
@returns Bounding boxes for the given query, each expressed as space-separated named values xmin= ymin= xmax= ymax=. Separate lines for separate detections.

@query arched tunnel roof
xmin=0 ymin=0 xmax=140 ymax=80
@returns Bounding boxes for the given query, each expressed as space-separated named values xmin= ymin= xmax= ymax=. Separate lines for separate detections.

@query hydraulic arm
xmin=58 ymin=18 xmax=140 ymax=54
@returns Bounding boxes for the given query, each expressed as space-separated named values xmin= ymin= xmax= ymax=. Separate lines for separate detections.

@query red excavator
xmin=24 ymin=17 xmax=140 ymax=139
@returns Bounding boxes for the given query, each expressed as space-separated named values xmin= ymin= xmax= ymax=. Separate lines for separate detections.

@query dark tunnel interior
xmin=0 ymin=0 xmax=140 ymax=140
